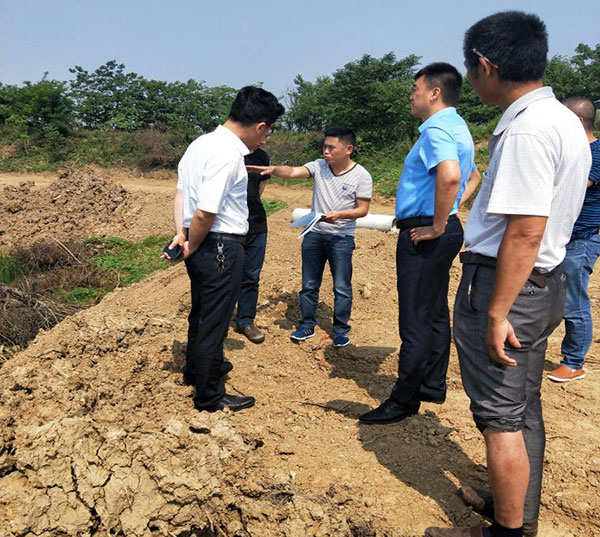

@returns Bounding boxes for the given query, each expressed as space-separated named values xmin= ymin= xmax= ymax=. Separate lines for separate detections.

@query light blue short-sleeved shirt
xmin=395 ymin=107 xmax=475 ymax=220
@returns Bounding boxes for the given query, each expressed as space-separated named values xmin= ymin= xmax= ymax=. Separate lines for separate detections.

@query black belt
xmin=459 ymin=251 xmax=560 ymax=288
xmin=205 ymin=232 xmax=246 ymax=244
xmin=394 ymin=214 xmax=458 ymax=231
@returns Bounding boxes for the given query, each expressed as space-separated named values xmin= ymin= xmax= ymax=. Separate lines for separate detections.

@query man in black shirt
xmin=235 ymin=148 xmax=270 ymax=343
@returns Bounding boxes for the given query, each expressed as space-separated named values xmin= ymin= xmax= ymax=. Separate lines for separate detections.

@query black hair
xmin=323 ymin=126 xmax=356 ymax=148
xmin=414 ymin=62 xmax=463 ymax=106
xmin=563 ymin=97 xmax=597 ymax=130
xmin=228 ymin=86 xmax=285 ymax=126
xmin=463 ymin=11 xmax=548 ymax=82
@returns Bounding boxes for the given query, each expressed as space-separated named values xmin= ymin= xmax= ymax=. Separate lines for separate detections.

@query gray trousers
xmin=454 ymin=263 xmax=565 ymax=524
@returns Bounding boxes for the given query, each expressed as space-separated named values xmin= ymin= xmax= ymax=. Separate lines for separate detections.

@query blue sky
xmin=1 ymin=0 xmax=598 ymax=97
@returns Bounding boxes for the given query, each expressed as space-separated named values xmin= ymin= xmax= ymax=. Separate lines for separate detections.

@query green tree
xmin=544 ymin=43 xmax=600 ymax=100
xmin=287 ymin=52 xmax=420 ymax=146
xmin=69 ymin=60 xmax=143 ymax=129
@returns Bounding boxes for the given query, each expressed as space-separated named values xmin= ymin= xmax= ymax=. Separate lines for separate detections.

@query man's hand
xmin=485 ymin=317 xmax=520 ymax=367
xmin=246 ymin=165 xmax=274 ymax=175
xmin=322 ymin=211 xmax=343 ymax=223
xmin=410 ymin=225 xmax=444 ymax=244
xmin=161 ymin=232 xmax=186 ymax=260
xmin=182 ymin=241 xmax=192 ymax=259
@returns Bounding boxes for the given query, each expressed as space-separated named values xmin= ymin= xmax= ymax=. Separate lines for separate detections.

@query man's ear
xmin=430 ymin=86 xmax=441 ymax=102
xmin=479 ymin=56 xmax=493 ymax=77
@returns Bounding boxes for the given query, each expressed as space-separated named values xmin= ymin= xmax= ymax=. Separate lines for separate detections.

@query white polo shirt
xmin=177 ymin=125 xmax=250 ymax=235
xmin=464 ymin=87 xmax=591 ymax=270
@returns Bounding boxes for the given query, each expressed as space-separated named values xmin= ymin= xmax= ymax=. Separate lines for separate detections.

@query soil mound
xmin=0 ymin=168 xmax=130 ymax=247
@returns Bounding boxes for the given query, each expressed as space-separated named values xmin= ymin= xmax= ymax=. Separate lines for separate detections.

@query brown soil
xmin=0 ymin=170 xmax=599 ymax=537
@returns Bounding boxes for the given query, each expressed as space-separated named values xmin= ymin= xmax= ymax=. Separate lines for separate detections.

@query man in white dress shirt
xmin=425 ymin=11 xmax=591 ymax=537
xmin=166 ymin=86 xmax=284 ymax=413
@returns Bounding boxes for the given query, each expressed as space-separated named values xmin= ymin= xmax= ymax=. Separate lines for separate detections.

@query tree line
xmin=0 ymin=44 xmax=598 ymax=170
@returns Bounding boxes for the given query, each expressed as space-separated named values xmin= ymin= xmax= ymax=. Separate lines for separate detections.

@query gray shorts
xmin=454 ymin=263 xmax=565 ymax=432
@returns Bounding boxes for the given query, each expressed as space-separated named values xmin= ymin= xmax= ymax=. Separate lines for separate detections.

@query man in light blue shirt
xmin=360 ymin=62 xmax=478 ymax=424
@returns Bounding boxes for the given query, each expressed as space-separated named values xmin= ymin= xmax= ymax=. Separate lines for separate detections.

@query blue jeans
xmin=561 ymin=234 xmax=600 ymax=370
xmin=235 ymin=232 xmax=267 ymax=328
xmin=299 ymin=232 xmax=354 ymax=336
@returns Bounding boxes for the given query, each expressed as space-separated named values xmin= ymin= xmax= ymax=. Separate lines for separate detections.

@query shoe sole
xmin=229 ymin=399 xmax=255 ymax=411
xmin=334 ymin=340 xmax=349 ymax=347
xmin=290 ymin=332 xmax=315 ymax=342
xmin=358 ymin=412 xmax=416 ymax=425
xmin=547 ymin=373 xmax=586 ymax=382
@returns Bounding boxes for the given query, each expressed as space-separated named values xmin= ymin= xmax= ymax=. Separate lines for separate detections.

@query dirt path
xmin=0 ymin=170 xmax=599 ymax=537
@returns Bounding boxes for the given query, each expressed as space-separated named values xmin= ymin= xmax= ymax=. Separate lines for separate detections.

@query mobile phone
xmin=163 ymin=242 xmax=183 ymax=260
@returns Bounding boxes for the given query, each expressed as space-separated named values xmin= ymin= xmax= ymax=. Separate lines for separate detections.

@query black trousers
xmin=390 ymin=217 xmax=463 ymax=411
xmin=184 ymin=236 xmax=244 ymax=409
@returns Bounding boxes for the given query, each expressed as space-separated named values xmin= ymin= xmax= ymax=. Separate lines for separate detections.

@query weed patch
xmin=89 ymin=234 xmax=172 ymax=287
xmin=263 ymin=199 xmax=287 ymax=216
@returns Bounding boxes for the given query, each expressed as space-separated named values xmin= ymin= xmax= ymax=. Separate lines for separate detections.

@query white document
xmin=291 ymin=211 xmax=325 ymax=238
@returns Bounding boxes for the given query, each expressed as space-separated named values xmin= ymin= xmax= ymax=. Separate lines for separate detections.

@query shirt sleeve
xmin=356 ymin=170 xmax=373 ymax=199
xmin=192 ymin=158 xmax=239 ymax=214
xmin=487 ymin=133 xmax=555 ymax=216
xmin=418 ymin=127 xmax=459 ymax=171
xmin=304 ymin=160 xmax=318 ymax=177
xmin=589 ymin=145 xmax=600 ymax=185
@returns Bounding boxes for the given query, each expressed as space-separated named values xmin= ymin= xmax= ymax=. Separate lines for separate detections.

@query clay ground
xmin=0 ymin=170 xmax=599 ymax=537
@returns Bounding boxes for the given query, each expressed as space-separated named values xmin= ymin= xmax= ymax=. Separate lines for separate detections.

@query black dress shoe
xmin=182 ymin=361 xmax=234 ymax=385
xmin=358 ymin=398 xmax=416 ymax=424
xmin=204 ymin=393 xmax=256 ymax=412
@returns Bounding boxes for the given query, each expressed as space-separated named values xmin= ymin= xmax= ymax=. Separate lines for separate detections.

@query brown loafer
xmin=457 ymin=486 xmax=538 ymax=536
xmin=424 ymin=524 xmax=484 ymax=537
xmin=457 ymin=486 xmax=494 ymax=519
xmin=236 ymin=324 xmax=265 ymax=344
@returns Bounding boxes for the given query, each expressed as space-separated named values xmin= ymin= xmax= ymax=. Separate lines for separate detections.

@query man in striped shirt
xmin=547 ymin=97 xmax=600 ymax=382
xmin=246 ymin=127 xmax=372 ymax=347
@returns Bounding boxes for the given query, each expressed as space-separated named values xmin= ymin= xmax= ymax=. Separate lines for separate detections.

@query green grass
xmin=52 ymin=287 xmax=107 ymax=305
xmin=88 ymin=234 xmax=173 ymax=287
xmin=0 ymin=254 xmax=25 ymax=284
xmin=263 ymin=199 xmax=287 ymax=215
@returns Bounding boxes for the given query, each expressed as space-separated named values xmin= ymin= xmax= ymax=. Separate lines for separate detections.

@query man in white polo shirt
xmin=247 ymin=127 xmax=372 ymax=347
xmin=425 ymin=11 xmax=591 ymax=537
xmin=165 ymin=86 xmax=284 ymax=413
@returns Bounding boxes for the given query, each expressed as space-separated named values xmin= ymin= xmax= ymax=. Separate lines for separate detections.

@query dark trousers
xmin=455 ymin=263 xmax=565 ymax=525
xmin=235 ymin=232 xmax=267 ymax=328
xmin=390 ymin=218 xmax=463 ymax=411
xmin=184 ymin=236 xmax=244 ymax=410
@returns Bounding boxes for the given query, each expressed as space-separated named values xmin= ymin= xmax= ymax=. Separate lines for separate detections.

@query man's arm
xmin=258 ymin=180 xmax=267 ymax=197
xmin=246 ymin=165 xmax=311 ymax=179
xmin=162 ymin=188 xmax=187 ymax=260
xmin=486 ymin=214 xmax=548 ymax=366
xmin=322 ymin=198 xmax=370 ymax=222
xmin=459 ymin=167 xmax=482 ymax=207
xmin=185 ymin=209 xmax=216 ymax=258
xmin=410 ymin=159 xmax=461 ymax=244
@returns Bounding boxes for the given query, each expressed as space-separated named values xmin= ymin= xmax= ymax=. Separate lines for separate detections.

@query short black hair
xmin=563 ymin=97 xmax=597 ymax=130
xmin=324 ymin=126 xmax=356 ymax=148
xmin=463 ymin=11 xmax=548 ymax=82
xmin=228 ymin=86 xmax=285 ymax=126
xmin=415 ymin=62 xmax=462 ymax=106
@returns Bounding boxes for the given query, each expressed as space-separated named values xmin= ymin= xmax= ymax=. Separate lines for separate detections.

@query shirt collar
xmin=418 ymin=107 xmax=456 ymax=133
xmin=216 ymin=125 xmax=251 ymax=156
xmin=493 ymin=86 xmax=555 ymax=136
